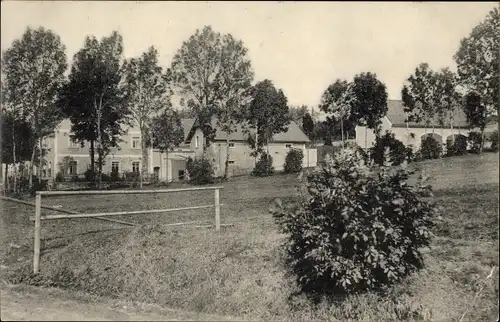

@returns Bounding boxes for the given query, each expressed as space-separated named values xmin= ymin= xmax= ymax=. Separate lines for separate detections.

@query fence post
xmin=33 ymin=193 xmax=41 ymax=274
xmin=214 ymin=188 xmax=220 ymax=231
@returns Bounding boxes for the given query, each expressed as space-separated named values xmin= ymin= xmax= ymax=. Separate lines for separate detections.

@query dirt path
xmin=1 ymin=284 xmax=234 ymax=321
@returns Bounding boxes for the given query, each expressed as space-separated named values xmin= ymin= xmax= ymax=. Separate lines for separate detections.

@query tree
xmin=302 ymin=112 xmax=315 ymax=141
xmin=319 ymin=79 xmax=357 ymax=148
xmin=454 ymin=5 xmax=499 ymax=152
xmin=150 ymin=109 xmax=184 ymax=182
xmin=213 ymin=33 xmax=254 ymax=179
xmin=59 ymin=31 xmax=126 ymax=188
xmin=402 ymin=63 xmax=437 ymax=135
xmin=1 ymin=26 xmax=67 ymax=188
xmin=432 ymin=68 xmax=462 ymax=143
xmin=169 ymin=26 xmax=221 ymax=151
xmin=352 ymin=72 xmax=388 ymax=149
xmin=246 ymin=79 xmax=290 ymax=155
xmin=289 ymin=105 xmax=309 ymax=126
xmin=121 ymin=46 xmax=170 ymax=187
xmin=463 ymin=91 xmax=488 ymax=152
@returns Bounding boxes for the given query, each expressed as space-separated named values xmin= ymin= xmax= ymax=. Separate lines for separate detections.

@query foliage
xmin=289 ymin=105 xmax=309 ymax=126
xmin=57 ymin=156 xmax=75 ymax=178
xmin=246 ymin=80 xmax=290 ymax=154
xmin=431 ymin=68 xmax=461 ymax=128
xmin=284 ymin=149 xmax=304 ymax=174
xmin=110 ymin=168 xmax=121 ymax=182
xmin=251 ymin=152 xmax=274 ymax=177
xmin=212 ymin=33 xmax=254 ymax=178
xmin=371 ymin=132 xmax=409 ymax=166
xmin=454 ymin=5 xmax=499 ymax=123
xmin=185 ymin=157 xmax=214 ymax=185
xmin=489 ymin=130 xmax=498 ymax=152
xmin=319 ymin=79 xmax=357 ymax=144
xmin=467 ymin=132 xmax=483 ymax=154
xmin=55 ymin=171 xmax=65 ymax=183
xmin=150 ymin=109 xmax=184 ymax=153
xmin=420 ymin=136 xmax=442 ymax=160
xmin=446 ymin=135 xmax=468 ymax=156
xmin=1 ymin=26 xmax=67 ymax=182
xmin=58 ymin=31 xmax=126 ymax=183
xmin=351 ymin=72 xmax=388 ymax=133
xmin=270 ymin=148 xmax=437 ymax=297
xmin=0 ymin=110 xmax=36 ymax=164
xmin=302 ymin=112 xmax=315 ymax=141
xmin=121 ymin=46 xmax=171 ymax=178
xmin=84 ymin=169 xmax=95 ymax=182
xmin=401 ymin=63 xmax=436 ymax=127
xmin=463 ymin=91 xmax=488 ymax=153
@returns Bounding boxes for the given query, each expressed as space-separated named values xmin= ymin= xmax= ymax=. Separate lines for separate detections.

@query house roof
xmin=181 ymin=118 xmax=195 ymax=141
xmin=386 ymin=100 xmax=470 ymax=128
xmin=186 ymin=117 xmax=311 ymax=143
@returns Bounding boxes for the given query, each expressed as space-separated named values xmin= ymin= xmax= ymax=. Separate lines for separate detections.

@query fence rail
xmin=30 ymin=186 xmax=223 ymax=274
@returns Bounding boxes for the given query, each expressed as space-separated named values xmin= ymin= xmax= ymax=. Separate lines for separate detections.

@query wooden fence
xmin=25 ymin=186 xmax=223 ymax=274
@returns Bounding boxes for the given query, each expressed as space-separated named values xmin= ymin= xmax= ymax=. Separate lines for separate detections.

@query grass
xmin=1 ymin=152 xmax=499 ymax=321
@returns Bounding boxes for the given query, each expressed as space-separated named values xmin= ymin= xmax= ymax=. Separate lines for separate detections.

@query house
xmin=355 ymin=100 xmax=486 ymax=150
xmin=185 ymin=118 xmax=317 ymax=177
xmin=3 ymin=116 xmax=317 ymax=184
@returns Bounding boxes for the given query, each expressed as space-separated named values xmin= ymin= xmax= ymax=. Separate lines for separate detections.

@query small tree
xmin=150 ymin=109 xmax=184 ymax=182
xmin=302 ymin=112 xmax=315 ymax=141
xmin=271 ymin=148 xmax=438 ymax=297
xmin=371 ymin=132 xmax=409 ymax=166
xmin=284 ymin=149 xmax=304 ymax=174
xmin=420 ymin=136 xmax=442 ymax=160
xmin=121 ymin=46 xmax=171 ymax=187
xmin=251 ymin=152 xmax=274 ymax=177
xmin=186 ymin=157 xmax=214 ymax=185
xmin=446 ymin=135 xmax=468 ymax=156
xmin=463 ymin=91 xmax=488 ymax=153
xmin=467 ymin=131 xmax=483 ymax=154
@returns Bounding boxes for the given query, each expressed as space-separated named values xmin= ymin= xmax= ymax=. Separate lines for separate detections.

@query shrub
xmin=100 ymin=173 xmax=110 ymax=182
xmin=252 ymin=152 xmax=274 ymax=177
xmin=270 ymin=148 xmax=438 ymax=297
xmin=84 ymin=169 xmax=95 ymax=182
xmin=371 ymin=133 xmax=409 ymax=166
xmin=110 ymin=169 xmax=121 ymax=182
xmin=468 ymin=132 xmax=483 ymax=154
xmin=446 ymin=135 xmax=468 ymax=157
xmin=489 ymin=130 xmax=498 ymax=152
xmin=420 ymin=136 xmax=442 ymax=160
xmin=186 ymin=157 xmax=214 ymax=185
xmin=55 ymin=171 xmax=65 ymax=182
xmin=284 ymin=149 xmax=304 ymax=173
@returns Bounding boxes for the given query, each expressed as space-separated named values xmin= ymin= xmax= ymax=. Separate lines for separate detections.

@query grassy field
xmin=1 ymin=153 xmax=498 ymax=321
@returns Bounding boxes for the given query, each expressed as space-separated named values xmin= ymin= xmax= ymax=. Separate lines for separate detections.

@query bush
xmin=110 ymin=169 xmax=121 ymax=182
xmin=84 ymin=169 xmax=95 ymax=182
xmin=251 ymin=152 xmax=274 ymax=177
xmin=490 ymin=130 xmax=499 ymax=152
xmin=420 ymin=136 xmax=442 ymax=160
xmin=55 ymin=171 xmax=65 ymax=182
xmin=270 ymin=148 xmax=438 ymax=297
xmin=446 ymin=135 xmax=468 ymax=157
xmin=186 ymin=157 xmax=214 ymax=185
xmin=468 ymin=132 xmax=483 ymax=154
xmin=371 ymin=133 xmax=409 ymax=166
xmin=284 ymin=149 xmax=304 ymax=173
xmin=100 ymin=173 xmax=110 ymax=182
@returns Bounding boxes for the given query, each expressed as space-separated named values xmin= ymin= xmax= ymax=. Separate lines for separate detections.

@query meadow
xmin=1 ymin=153 xmax=498 ymax=321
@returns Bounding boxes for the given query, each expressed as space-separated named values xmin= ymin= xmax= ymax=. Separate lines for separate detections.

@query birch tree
xmin=121 ymin=46 xmax=170 ymax=187
xmin=1 ymin=26 xmax=67 ymax=188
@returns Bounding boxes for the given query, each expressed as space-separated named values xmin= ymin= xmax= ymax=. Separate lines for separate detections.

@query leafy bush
xmin=371 ymin=133 xmax=409 ymax=166
xmin=186 ymin=157 xmax=214 ymax=185
xmin=55 ymin=171 xmax=65 ymax=182
xmin=490 ymin=130 xmax=498 ymax=152
xmin=100 ymin=173 xmax=110 ymax=182
xmin=252 ymin=152 xmax=274 ymax=177
xmin=420 ymin=136 xmax=442 ymax=160
xmin=446 ymin=135 xmax=468 ymax=157
xmin=110 ymin=169 xmax=121 ymax=182
xmin=271 ymin=148 xmax=438 ymax=297
xmin=467 ymin=132 xmax=483 ymax=154
xmin=284 ymin=149 xmax=304 ymax=173
xmin=84 ymin=169 xmax=95 ymax=182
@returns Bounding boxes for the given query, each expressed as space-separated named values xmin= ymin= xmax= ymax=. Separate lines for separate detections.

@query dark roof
xmin=185 ymin=117 xmax=311 ymax=143
xmin=181 ymin=118 xmax=195 ymax=140
xmin=386 ymin=100 xmax=470 ymax=128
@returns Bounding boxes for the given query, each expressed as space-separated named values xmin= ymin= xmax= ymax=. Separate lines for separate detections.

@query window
xmin=285 ymin=144 xmax=292 ymax=148
xmin=69 ymin=138 xmax=79 ymax=148
xmin=111 ymin=162 xmax=119 ymax=173
xmin=228 ymin=161 xmax=235 ymax=164
xmin=132 ymin=137 xmax=140 ymax=149
xmin=228 ymin=142 xmax=235 ymax=148
xmin=69 ymin=161 xmax=77 ymax=175
xmin=132 ymin=162 xmax=140 ymax=173
xmin=178 ymin=170 xmax=185 ymax=181
xmin=195 ymin=136 xmax=200 ymax=148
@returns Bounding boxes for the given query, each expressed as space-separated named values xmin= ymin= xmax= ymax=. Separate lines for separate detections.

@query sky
xmin=1 ymin=1 xmax=496 ymax=112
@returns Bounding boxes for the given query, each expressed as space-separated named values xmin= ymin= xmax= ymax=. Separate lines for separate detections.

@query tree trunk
xmin=364 ymin=123 xmax=367 ymax=150
xmin=224 ymin=138 xmax=230 ymax=179
xmin=28 ymin=141 xmax=37 ymax=189
xmin=12 ymin=125 xmax=17 ymax=193
xmin=341 ymin=120 xmax=344 ymax=149
xmin=166 ymin=150 xmax=169 ymax=183
xmin=450 ymin=117 xmax=455 ymax=144
xmin=38 ymin=136 xmax=43 ymax=184
xmin=89 ymin=140 xmax=95 ymax=179
xmin=5 ymin=164 xmax=9 ymax=192
xmin=480 ymin=127 xmax=485 ymax=154
xmin=140 ymin=127 xmax=148 ymax=189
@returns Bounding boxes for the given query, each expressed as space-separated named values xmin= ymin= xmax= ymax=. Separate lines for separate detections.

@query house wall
xmin=355 ymin=116 xmax=392 ymax=149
